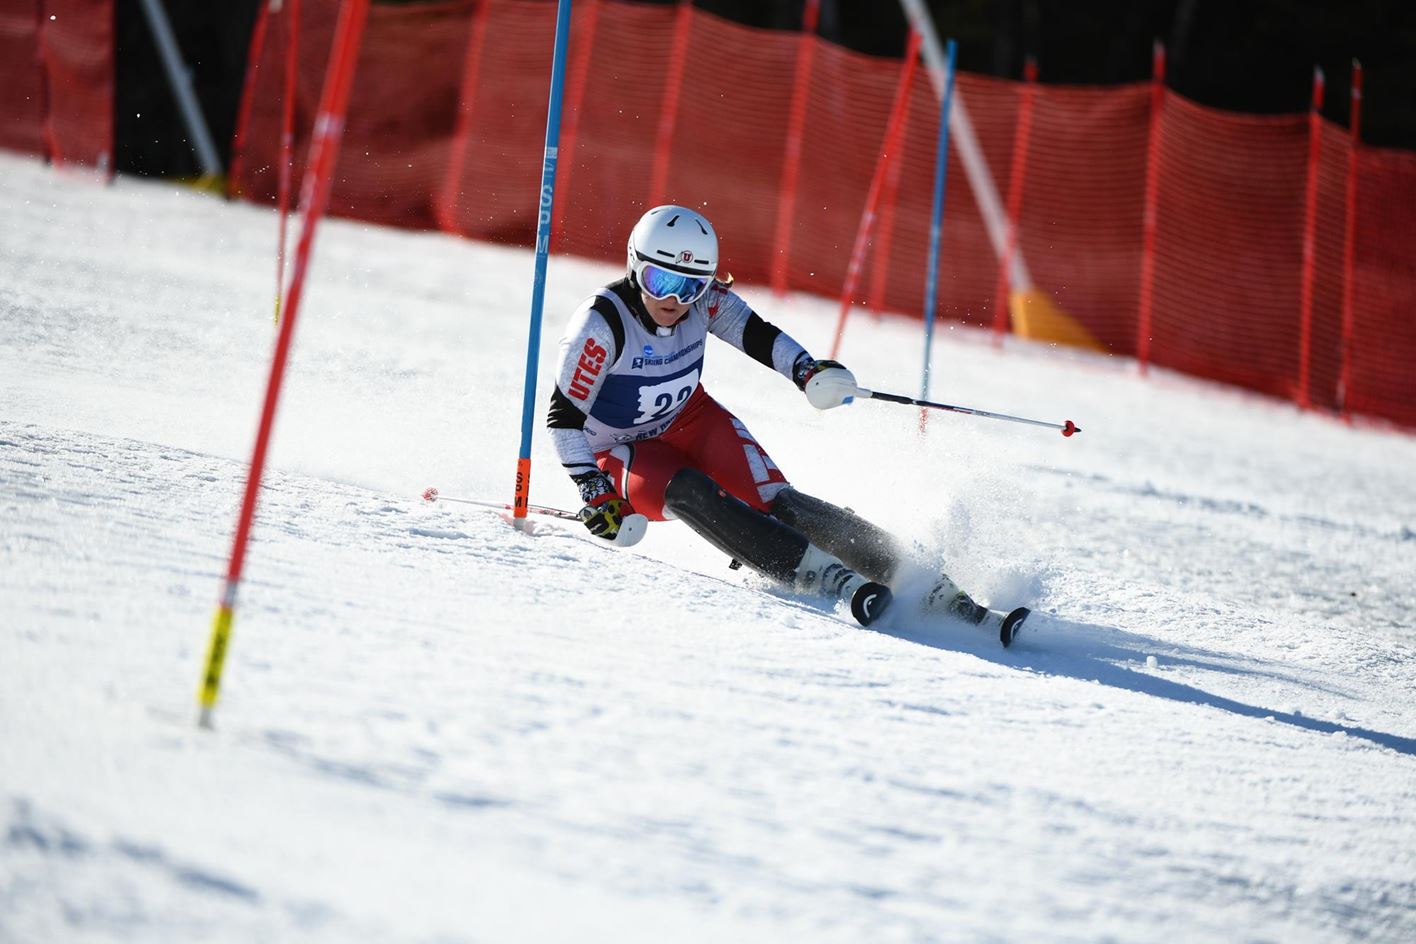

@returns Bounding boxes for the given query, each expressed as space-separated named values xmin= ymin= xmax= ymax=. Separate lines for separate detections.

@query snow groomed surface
xmin=2 ymin=153 xmax=1414 ymax=942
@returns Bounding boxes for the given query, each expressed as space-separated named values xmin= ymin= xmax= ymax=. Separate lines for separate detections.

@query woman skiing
xmin=547 ymin=204 xmax=1024 ymax=640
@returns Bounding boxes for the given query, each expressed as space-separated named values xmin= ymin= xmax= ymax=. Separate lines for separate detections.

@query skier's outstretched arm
xmin=702 ymin=283 xmax=858 ymax=410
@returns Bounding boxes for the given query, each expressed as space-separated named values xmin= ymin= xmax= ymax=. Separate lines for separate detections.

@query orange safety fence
xmin=184 ymin=0 xmax=1416 ymax=431
xmin=0 ymin=0 xmax=113 ymax=172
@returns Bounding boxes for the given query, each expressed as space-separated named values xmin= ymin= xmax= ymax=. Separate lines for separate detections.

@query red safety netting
xmin=1012 ymin=81 xmax=1153 ymax=352
xmin=1301 ymin=119 xmax=1354 ymax=415
xmin=0 ymin=1 xmax=47 ymax=155
xmin=0 ymin=0 xmax=113 ymax=169
xmin=838 ymin=74 xmax=1152 ymax=348
xmin=230 ymin=0 xmax=469 ymax=229
xmin=222 ymin=0 xmax=1415 ymax=430
xmin=1347 ymin=146 xmax=1416 ymax=427
xmin=1146 ymin=97 xmax=1314 ymax=398
xmin=438 ymin=0 xmax=564 ymax=242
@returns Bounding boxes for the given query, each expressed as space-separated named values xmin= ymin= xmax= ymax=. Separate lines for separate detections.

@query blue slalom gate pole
xmin=512 ymin=0 xmax=573 ymax=528
xmin=919 ymin=38 xmax=957 ymax=415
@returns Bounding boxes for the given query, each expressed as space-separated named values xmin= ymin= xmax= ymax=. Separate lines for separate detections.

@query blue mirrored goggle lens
xmin=640 ymin=264 xmax=709 ymax=303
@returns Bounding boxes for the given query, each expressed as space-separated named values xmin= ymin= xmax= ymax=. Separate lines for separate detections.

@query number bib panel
xmin=591 ymin=366 xmax=701 ymax=433
xmin=582 ymin=300 xmax=710 ymax=449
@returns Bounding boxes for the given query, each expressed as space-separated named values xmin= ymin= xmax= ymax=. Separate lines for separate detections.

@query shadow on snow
xmin=880 ymin=611 xmax=1416 ymax=757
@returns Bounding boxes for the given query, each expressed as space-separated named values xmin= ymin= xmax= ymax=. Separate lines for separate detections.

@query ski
xmin=994 ymin=606 xmax=1031 ymax=648
xmin=951 ymin=604 xmax=1032 ymax=647
xmin=422 ymin=486 xmax=648 ymax=547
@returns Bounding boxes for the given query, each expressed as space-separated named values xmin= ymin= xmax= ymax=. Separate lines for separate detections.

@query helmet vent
xmin=662 ymin=213 xmax=708 ymax=236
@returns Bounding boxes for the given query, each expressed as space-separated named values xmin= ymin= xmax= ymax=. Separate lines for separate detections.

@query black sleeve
xmin=741 ymin=311 xmax=783 ymax=371
xmin=547 ymin=385 xmax=589 ymax=430
xmin=592 ymin=293 xmax=628 ymax=361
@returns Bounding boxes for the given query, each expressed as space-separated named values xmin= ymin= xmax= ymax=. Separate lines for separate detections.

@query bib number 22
xmin=634 ymin=371 xmax=698 ymax=424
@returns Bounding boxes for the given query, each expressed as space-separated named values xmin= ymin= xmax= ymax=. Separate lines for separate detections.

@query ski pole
xmin=422 ymin=487 xmax=580 ymax=521
xmin=854 ymin=387 xmax=1081 ymax=437
xmin=424 ymin=487 xmax=651 ymax=547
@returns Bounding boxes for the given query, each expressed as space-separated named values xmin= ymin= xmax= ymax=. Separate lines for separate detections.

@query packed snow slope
xmin=2 ymin=153 xmax=1415 ymax=943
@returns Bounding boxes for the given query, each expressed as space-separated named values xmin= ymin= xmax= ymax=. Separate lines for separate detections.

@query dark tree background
xmin=115 ymin=0 xmax=1415 ymax=178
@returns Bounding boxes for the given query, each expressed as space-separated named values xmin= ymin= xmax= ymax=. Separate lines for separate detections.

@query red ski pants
xmin=597 ymin=386 xmax=790 ymax=521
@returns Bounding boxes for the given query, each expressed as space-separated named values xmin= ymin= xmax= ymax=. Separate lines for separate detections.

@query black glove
xmin=571 ymin=470 xmax=637 ymax=542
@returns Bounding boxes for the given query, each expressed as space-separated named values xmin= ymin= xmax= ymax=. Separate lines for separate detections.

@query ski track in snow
xmin=2 ymin=153 xmax=1415 ymax=942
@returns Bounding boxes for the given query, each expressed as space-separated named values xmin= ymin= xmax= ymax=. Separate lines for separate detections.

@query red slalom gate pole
xmin=829 ymin=28 xmax=922 ymax=360
xmin=867 ymin=89 xmax=910 ymax=323
xmin=769 ymin=0 xmax=821 ymax=297
xmin=1135 ymin=40 xmax=1166 ymax=375
xmin=34 ymin=0 xmax=57 ymax=165
xmin=198 ymin=0 xmax=370 ymax=729
xmin=274 ymin=0 xmax=301 ymax=324
xmin=228 ymin=0 xmax=275 ymax=198
xmin=993 ymin=56 xmax=1037 ymax=346
xmin=1337 ymin=60 xmax=1363 ymax=419
xmin=436 ymin=0 xmax=493 ymax=234
xmin=1296 ymin=65 xmax=1325 ymax=410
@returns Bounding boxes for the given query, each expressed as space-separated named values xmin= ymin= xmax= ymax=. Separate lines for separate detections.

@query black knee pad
xmin=664 ymin=468 xmax=806 ymax=582
xmin=663 ymin=467 xmax=720 ymax=517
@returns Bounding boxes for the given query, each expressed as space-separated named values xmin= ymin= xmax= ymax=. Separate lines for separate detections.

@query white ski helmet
xmin=627 ymin=205 xmax=718 ymax=304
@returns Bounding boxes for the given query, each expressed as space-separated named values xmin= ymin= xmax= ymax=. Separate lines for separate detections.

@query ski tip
xmin=422 ymin=487 xmax=439 ymax=502
xmin=613 ymin=513 xmax=649 ymax=548
xmin=850 ymin=582 xmax=893 ymax=627
xmin=999 ymin=606 xmax=1031 ymax=648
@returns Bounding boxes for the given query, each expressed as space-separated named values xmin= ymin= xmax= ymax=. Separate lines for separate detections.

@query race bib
xmin=633 ymin=369 xmax=699 ymax=425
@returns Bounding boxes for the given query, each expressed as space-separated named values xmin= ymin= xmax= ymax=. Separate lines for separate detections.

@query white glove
xmin=796 ymin=358 xmax=858 ymax=410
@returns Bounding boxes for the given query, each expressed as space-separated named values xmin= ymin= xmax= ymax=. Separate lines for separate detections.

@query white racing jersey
xmin=547 ymin=277 xmax=809 ymax=480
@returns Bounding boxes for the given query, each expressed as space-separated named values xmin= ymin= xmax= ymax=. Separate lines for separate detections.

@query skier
xmin=547 ymin=204 xmax=1025 ymax=640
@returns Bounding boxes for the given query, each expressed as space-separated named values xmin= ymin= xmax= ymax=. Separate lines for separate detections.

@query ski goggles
xmin=637 ymin=261 xmax=712 ymax=305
